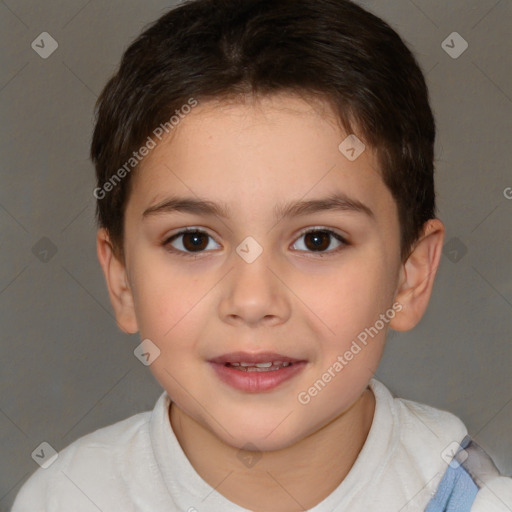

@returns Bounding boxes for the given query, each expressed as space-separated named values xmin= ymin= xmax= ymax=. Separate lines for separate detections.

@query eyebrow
xmin=142 ymin=192 xmax=374 ymax=221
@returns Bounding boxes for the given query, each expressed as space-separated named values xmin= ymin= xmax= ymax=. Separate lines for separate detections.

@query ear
xmin=96 ymin=228 xmax=139 ymax=334
xmin=389 ymin=219 xmax=445 ymax=331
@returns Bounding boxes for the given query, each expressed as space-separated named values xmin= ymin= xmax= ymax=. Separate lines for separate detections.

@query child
xmin=12 ymin=0 xmax=512 ymax=510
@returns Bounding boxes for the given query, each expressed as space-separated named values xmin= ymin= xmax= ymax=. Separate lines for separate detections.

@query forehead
xmin=127 ymin=93 xmax=395 ymax=225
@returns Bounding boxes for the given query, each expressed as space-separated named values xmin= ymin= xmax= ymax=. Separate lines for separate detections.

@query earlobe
xmin=389 ymin=219 xmax=445 ymax=332
xmin=96 ymin=228 xmax=139 ymax=334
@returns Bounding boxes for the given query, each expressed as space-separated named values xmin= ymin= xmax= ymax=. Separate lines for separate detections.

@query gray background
xmin=1 ymin=0 xmax=511 ymax=510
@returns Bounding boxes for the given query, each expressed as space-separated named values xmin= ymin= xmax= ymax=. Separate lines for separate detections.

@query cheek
xmin=306 ymin=256 xmax=395 ymax=339
xmin=129 ymin=249 xmax=205 ymax=338
xmin=129 ymin=262 xmax=214 ymax=380
xmin=131 ymin=270 xmax=206 ymax=401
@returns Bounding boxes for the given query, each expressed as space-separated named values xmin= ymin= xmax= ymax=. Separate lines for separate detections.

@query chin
xmin=211 ymin=413 xmax=308 ymax=453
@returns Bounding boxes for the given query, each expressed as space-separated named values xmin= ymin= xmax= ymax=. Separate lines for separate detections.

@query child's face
xmin=120 ymin=93 xmax=403 ymax=450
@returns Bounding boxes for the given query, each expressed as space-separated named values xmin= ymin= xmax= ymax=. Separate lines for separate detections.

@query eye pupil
xmin=305 ymin=231 xmax=330 ymax=251
xmin=183 ymin=232 xmax=208 ymax=251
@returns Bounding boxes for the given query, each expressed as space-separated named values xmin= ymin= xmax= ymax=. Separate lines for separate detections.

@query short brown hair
xmin=91 ymin=0 xmax=436 ymax=262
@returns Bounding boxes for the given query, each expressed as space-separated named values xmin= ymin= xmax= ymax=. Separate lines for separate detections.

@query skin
xmin=97 ymin=92 xmax=445 ymax=511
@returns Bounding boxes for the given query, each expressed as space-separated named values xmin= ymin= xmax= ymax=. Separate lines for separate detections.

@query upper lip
xmin=209 ymin=352 xmax=304 ymax=364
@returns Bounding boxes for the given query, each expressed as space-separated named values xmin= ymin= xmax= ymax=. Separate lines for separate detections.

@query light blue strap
xmin=425 ymin=463 xmax=478 ymax=512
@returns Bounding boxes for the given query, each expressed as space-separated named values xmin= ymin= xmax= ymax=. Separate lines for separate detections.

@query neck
xmin=169 ymin=387 xmax=375 ymax=512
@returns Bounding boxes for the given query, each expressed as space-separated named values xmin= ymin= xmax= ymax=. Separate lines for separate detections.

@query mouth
xmin=208 ymin=352 xmax=307 ymax=392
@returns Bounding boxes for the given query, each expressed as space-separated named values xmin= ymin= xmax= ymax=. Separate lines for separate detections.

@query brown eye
xmin=292 ymin=228 xmax=347 ymax=254
xmin=164 ymin=229 xmax=220 ymax=255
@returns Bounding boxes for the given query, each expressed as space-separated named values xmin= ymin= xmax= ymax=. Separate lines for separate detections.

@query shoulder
xmin=11 ymin=407 xmax=154 ymax=512
xmin=369 ymin=381 xmax=512 ymax=510
xmin=394 ymin=391 xmax=469 ymax=454
xmin=371 ymin=379 xmax=468 ymax=458
xmin=368 ymin=379 xmax=468 ymax=501
xmin=392 ymin=388 xmax=512 ymax=510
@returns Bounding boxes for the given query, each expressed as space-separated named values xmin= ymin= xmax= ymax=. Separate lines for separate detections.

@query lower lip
xmin=209 ymin=362 xmax=307 ymax=392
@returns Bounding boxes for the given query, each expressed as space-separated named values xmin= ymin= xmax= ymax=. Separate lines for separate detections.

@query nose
xmin=218 ymin=247 xmax=291 ymax=328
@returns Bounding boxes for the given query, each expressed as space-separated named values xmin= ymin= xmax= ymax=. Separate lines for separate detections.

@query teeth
xmin=246 ymin=366 xmax=282 ymax=372
xmin=226 ymin=361 xmax=293 ymax=371
xmin=235 ymin=361 xmax=281 ymax=367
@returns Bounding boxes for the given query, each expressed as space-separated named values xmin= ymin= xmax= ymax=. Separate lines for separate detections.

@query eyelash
xmin=162 ymin=227 xmax=349 ymax=258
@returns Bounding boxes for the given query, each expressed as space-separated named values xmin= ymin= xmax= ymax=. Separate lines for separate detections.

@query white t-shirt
xmin=11 ymin=379 xmax=512 ymax=511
